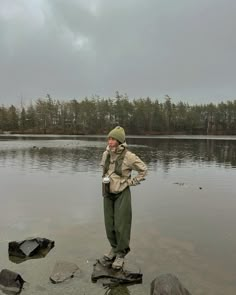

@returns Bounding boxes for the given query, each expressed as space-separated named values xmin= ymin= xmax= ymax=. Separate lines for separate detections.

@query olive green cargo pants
xmin=103 ymin=187 xmax=132 ymax=256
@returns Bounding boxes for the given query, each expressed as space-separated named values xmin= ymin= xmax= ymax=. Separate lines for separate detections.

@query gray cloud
xmin=0 ymin=0 xmax=236 ymax=105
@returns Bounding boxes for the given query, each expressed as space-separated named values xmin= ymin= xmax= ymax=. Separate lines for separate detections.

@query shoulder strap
xmin=103 ymin=152 xmax=110 ymax=177
xmin=115 ymin=149 xmax=128 ymax=176
xmin=103 ymin=148 xmax=128 ymax=177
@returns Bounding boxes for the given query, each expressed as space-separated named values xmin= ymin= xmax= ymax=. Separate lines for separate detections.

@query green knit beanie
xmin=108 ymin=126 xmax=126 ymax=143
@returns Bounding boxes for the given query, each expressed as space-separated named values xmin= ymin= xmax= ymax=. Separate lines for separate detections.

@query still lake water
xmin=0 ymin=135 xmax=236 ymax=295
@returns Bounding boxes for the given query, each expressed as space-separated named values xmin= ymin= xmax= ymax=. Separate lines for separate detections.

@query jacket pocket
xmin=110 ymin=174 xmax=127 ymax=194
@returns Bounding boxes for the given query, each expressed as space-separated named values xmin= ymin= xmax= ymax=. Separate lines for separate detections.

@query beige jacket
xmin=100 ymin=143 xmax=147 ymax=194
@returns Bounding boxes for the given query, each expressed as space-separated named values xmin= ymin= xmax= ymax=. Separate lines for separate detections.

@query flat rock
xmin=91 ymin=259 xmax=142 ymax=287
xmin=50 ymin=261 xmax=80 ymax=284
xmin=0 ymin=269 xmax=25 ymax=295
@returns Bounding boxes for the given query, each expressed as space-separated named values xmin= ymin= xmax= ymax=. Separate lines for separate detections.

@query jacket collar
xmin=106 ymin=142 xmax=127 ymax=154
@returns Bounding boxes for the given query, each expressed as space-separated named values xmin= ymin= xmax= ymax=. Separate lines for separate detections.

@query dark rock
xmin=0 ymin=269 xmax=25 ymax=295
xmin=150 ymin=273 xmax=191 ymax=295
xmin=50 ymin=261 xmax=80 ymax=284
xmin=8 ymin=237 xmax=54 ymax=263
xmin=91 ymin=259 xmax=142 ymax=287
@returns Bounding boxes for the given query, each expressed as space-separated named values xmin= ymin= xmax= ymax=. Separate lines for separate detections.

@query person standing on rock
xmin=100 ymin=126 xmax=147 ymax=270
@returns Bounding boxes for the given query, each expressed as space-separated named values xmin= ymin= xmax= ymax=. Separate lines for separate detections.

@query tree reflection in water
xmin=0 ymin=137 xmax=235 ymax=173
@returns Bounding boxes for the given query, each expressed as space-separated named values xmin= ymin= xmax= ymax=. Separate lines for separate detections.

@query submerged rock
xmin=0 ymin=269 xmax=25 ymax=295
xmin=8 ymin=237 xmax=54 ymax=263
xmin=50 ymin=261 xmax=80 ymax=284
xmin=104 ymin=285 xmax=131 ymax=294
xmin=150 ymin=273 xmax=191 ymax=295
xmin=91 ymin=259 xmax=142 ymax=287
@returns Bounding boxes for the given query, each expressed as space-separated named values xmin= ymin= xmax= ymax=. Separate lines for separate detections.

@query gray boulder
xmin=0 ymin=269 xmax=25 ymax=294
xmin=150 ymin=273 xmax=191 ymax=295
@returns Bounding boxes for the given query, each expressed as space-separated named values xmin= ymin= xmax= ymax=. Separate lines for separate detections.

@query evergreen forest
xmin=1 ymin=93 xmax=236 ymax=135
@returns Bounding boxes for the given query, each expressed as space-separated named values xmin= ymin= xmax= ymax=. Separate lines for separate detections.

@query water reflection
xmin=0 ymin=145 xmax=103 ymax=173
xmin=104 ymin=285 xmax=130 ymax=295
xmin=0 ymin=138 xmax=235 ymax=173
xmin=0 ymin=136 xmax=236 ymax=295
xmin=129 ymin=138 xmax=236 ymax=170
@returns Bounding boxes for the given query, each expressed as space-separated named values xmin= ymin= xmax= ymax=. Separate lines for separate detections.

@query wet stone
xmin=50 ymin=261 xmax=80 ymax=284
xmin=8 ymin=237 xmax=54 ymax=264
xmin=150 ymin=273 xmax=191 ymax=295
xmin=91 ymin=259 xmax=142 ymax=287
xmin=19 ymin=240 xmax=39 ymax=257
xmin=0 ymin=269 xmax=25 ymax=295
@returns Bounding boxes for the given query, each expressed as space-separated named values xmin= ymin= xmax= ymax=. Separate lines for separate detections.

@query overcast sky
xmin=0 ymin=0 xmax=235 ymax=106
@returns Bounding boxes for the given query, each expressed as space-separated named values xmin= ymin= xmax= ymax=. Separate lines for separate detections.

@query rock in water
xmin=19 ymin=239 xmax=39 ymax=256
xmin=150 ymin=273 xmax=191 ymax=295
xmin=8 ymin=237 xmax=54 ymax=263
xmin=0 ymin=269 xmax=25 ymax=294
xmin=50 ymin=261 xmax=80 ymax=284
xmin=104 ymin=285 xmax=131 ymax=294
xmin=91 ymin=259 xmax=142 ymax=286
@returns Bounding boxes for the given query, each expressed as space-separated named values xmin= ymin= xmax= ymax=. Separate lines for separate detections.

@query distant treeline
xmin=1 ymin=93 xmax=236 ymax=135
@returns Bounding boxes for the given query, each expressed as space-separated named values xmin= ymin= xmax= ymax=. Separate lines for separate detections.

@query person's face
xmin=108 ymin=137 xmax=119 ymax=149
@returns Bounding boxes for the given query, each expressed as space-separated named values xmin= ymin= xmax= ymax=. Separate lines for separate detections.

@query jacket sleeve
xmin=127 ymin=152 xmax=147 ymax=186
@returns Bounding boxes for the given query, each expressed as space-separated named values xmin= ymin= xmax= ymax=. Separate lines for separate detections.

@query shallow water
xmin=0 ymin=135 xmax=236 ymax=295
